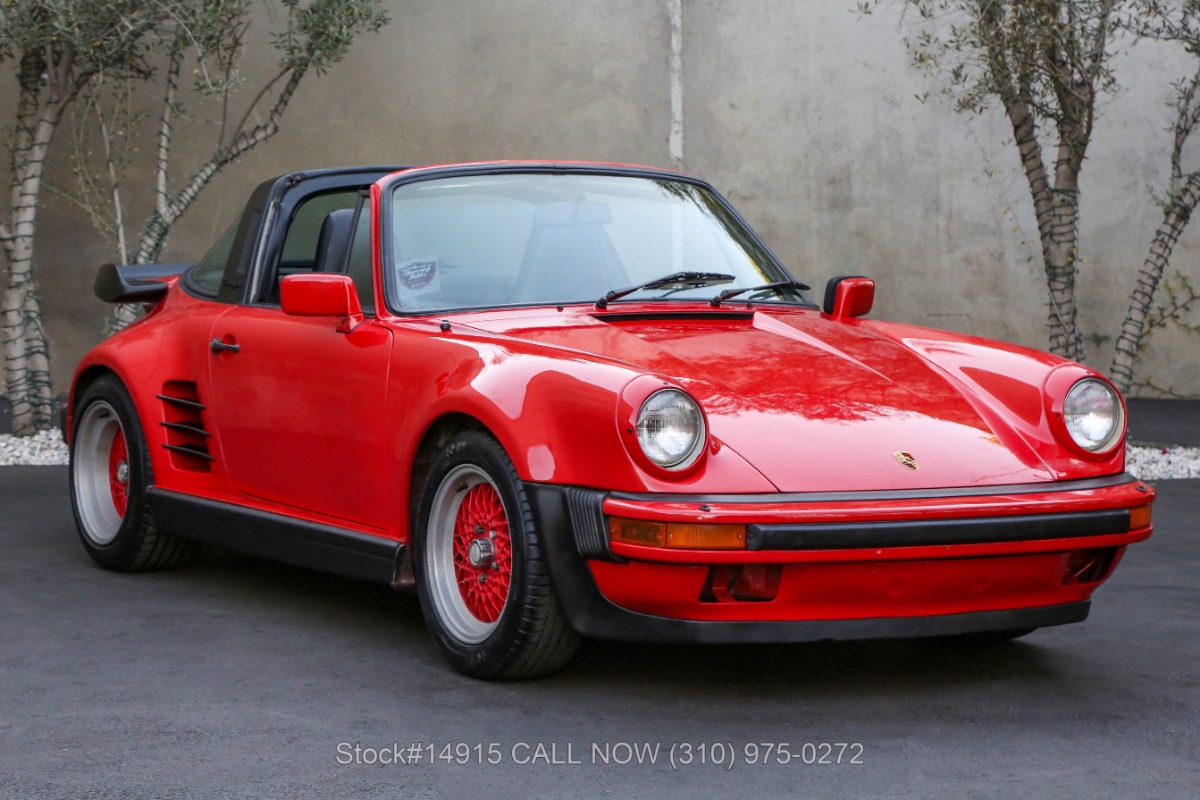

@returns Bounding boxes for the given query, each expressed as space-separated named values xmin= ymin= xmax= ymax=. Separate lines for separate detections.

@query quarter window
xmin=187 ymin=219 xmax=238 ymax=296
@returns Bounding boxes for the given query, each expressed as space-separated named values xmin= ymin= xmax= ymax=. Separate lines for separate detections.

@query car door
xmin=204 ymin=190 xmax=393 ymax=531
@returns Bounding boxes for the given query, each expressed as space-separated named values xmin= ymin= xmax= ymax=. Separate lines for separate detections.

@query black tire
xmin=413 ymin=429 xmax=580 ymax=679
xmin=69 ymin=374 xmax=198 ymax=571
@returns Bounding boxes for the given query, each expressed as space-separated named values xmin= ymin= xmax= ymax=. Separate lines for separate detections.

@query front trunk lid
xmin=465 ymin=306 xmax=1055 ymax=491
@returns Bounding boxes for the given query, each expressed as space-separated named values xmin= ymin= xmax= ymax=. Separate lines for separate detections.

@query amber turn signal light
xmin=608 ymin=518 xmax=666 ymax=546
xmin=1129 ymin=504 xmax=1152 ymax=530
xmin=608 ymin=517 xmax=747 ymax=549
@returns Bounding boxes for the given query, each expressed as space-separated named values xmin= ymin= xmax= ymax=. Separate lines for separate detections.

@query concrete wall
xmin=6 ymin=0 xmax=1199 ymax=395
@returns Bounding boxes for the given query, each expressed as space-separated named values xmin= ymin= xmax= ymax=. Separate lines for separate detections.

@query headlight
xmin=1063 ymin=378 xmax=1123 ymax=453
xmin=636 ymin=389 xmax=705 ymax=469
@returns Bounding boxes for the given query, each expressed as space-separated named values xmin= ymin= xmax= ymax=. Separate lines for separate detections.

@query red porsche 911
xmin=68 ymin=162 xmax=1154 ymax=679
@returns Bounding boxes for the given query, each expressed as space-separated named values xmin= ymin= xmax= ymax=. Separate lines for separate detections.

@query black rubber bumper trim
xmin=747 ymin=508 xmax=1130 ymax=550
xmin=607 ymin=472 xmax=1140 ymax=505
xmin=564 ymin=486 xmax=614 ymax=561
xmin=524 ymin=482 xmax=1091 ymax=644
xmin=148 ymin=488 xmax=400 ymax=584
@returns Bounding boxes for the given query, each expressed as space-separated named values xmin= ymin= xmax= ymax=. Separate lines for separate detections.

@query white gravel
xmin=1125 ymin=444 xmax=1200 ymax=480
xmin=0 ymin=430 xmax=69 ymax=466
xmin=2 ymin=430 xmax=1198 ymax=479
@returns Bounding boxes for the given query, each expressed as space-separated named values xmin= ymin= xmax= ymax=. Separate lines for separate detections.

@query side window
xmin=279 ymin=191 xmax=359 ymax=265
xmin=344 ymin=200 xmax=374 ymax=315
xmin=187 ymin=219 xmax=239 ymax=296
xmin=265 ymin=190 xmax=358 ymax=303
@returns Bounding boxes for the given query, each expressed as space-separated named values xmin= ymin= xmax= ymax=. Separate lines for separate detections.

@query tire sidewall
xmin=69 ymin=375 xmax=154 ymax=568
xmin=414 ymin=431 xmax=535 ymax=676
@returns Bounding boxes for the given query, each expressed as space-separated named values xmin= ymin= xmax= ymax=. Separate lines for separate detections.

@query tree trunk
xmin=2 ymin=266 xmax=53 ymax=435
xmin=1002 ymin=99 xmax=1086 ymax=362
xmin=3 ymin=242 xmax=54 ymax=434
xmin=3 ymin=158 xmax=53 ymax=436
xmin=2 ymin=282 xmax=30 ymax=435
xmin=4 ymin=47 xmax=74 ymax=434
xmin=23 ymin=283 xmax=53 ymax=428
xmin=1041 ymin=184 xmax=1084 ymax=362
xmin=1109 ymin=172 xmax=1200 ymax=393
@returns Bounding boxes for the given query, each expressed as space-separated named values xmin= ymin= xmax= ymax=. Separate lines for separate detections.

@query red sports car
xmin=68 ymin=162 xmax=1154 ymax=679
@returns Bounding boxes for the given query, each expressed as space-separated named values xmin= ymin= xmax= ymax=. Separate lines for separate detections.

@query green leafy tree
xmin=1 ymin=0 xmax=170 ymax=435
xmin=0 ymin=1 xmax=387 ymax=435
xmin=67 ymin=0 xmax=389 ymax=331
xmin=1110 ymin=1 xmax=1200 ymax=392
xmin=860 ymin=0 xmax=1123 ymax=363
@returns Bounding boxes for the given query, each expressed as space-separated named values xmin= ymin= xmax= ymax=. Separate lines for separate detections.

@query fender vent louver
xmin=157 ymin=381 xmax=214 ymax=471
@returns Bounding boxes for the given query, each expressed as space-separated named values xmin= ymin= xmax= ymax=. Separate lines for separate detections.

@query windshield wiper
xmin=596 ymin=272 xmax=735 ymax=309
xmin=709 ymin=280 xmax=811 ymax=307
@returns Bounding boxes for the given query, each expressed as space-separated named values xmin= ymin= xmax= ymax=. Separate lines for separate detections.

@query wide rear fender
xmin=68 ymin=289 xmax=222 ymax=492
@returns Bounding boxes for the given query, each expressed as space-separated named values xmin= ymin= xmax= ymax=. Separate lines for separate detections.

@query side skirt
xmin=148 ymin=488 xmax=401 ymax=584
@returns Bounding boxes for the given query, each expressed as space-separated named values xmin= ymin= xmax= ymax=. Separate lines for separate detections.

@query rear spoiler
xmin=94 ymin=262 xmax=194 ymax=303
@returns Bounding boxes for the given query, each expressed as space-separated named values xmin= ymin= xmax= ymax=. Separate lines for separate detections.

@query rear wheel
xmin=70 ymin=375 xmax=198 ymax=571
xmin=414 ymin=430 xmax=580 ymax=679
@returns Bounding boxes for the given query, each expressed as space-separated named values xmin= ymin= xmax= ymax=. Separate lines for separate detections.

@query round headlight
xmin=1063 ymin=378 xmax=1123 ymax=453
xmin=636 ymin=389 xmax=706 ymax=470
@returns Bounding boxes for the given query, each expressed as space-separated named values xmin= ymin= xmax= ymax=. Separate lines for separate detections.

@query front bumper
xmin=525 ymin=473 xmax=1154 ymax=643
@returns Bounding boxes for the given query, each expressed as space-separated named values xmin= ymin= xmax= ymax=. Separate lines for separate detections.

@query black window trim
xmin=178 ymin=166 xmax=407 ymax=307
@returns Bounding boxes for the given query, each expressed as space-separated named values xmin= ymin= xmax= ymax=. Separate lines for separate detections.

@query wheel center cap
xmin=467 ymin=537 xmax=494 ymax=569
xmin=115 ymin=461 xmax=129 ymax=485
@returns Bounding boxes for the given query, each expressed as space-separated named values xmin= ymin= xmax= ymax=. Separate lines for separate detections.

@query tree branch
xmin=134 ymin=65 xmax=307 ymax=263
xmin=228 ymin=66 xmax=293 ymax=147
xmin=94 ymin=93 xmax=128 ymax=263
xmin=1172 ymin=65 xmax=1200 ymax=181
xmin=154 ymin=48 xmax=183 ymax=219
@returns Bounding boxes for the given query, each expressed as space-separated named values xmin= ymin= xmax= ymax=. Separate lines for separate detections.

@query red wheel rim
xmin=107 ymin=426 xmax=129 ymax=518
xmin=451 ymin=483 xmax=511 ymax=623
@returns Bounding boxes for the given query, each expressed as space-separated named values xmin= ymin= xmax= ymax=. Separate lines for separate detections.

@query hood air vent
xmin=592 ymin=310 xmax=754 ymax=324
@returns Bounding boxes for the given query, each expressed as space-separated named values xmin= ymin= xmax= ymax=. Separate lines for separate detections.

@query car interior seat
xmin=513 ymin=201 xmax=628 ymax=303
xmin=312 ymin=208 xmax=357 ymax=274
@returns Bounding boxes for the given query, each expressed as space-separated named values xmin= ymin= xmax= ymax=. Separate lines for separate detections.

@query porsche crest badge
xmin=892 ymin=451 xmax=919 ymax=470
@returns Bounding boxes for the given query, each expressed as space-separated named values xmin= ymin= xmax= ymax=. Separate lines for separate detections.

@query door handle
xmin=210 ymin=338 xmax=240 ymax=355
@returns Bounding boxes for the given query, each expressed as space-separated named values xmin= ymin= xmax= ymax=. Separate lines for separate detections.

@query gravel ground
xmin=0 ymin=430 xmax=70 ymax=466
xmin=1125 ymin=444 xmax=1200 ymax=480
xmin=2 ymin=430 xmax=1198 ymax=479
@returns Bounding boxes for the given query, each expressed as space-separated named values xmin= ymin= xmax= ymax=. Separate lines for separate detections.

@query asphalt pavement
xmin=1127 ymin=398 xmax=1200 ymax=446
xmin=0 ymin=466 xmax=1196 ymax=799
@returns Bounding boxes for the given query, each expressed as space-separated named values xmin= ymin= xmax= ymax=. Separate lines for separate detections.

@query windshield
xmin=384 ymin=173 xmax=810 ymax=312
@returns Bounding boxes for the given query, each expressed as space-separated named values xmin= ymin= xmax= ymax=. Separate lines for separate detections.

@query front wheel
xmin=414 ymin=430 xmax=580 ymax=679
xmin=70 ymin=374 xmax=198 ymax=571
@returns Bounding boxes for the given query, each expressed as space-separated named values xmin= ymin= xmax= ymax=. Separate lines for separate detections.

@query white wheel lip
xmin=425 ymin=464 xmax=508 ymax=645
xmin=71 ymin=400 xmax=125 ymax=546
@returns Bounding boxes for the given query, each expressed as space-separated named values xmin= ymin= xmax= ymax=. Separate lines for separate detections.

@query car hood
xmin=461 ymin=307 xmax=1060 ymax=491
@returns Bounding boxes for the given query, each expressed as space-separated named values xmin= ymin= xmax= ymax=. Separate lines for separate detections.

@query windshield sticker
xmin=394 ymin=257 xmax=441 ymax=302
